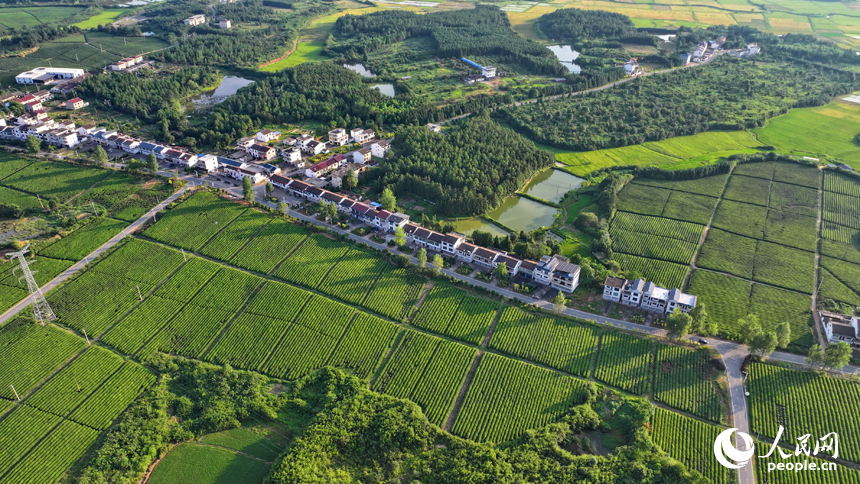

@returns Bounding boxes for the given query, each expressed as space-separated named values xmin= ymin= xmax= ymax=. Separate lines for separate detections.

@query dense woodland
xmin=270 ymin=368 xmax=707 ymax=483
xmin=500 ymin=56 xmax=860 ymax=151
xmin=143 ymin=0 xmax=332 ymax=67
xmin=331 ymin=6 xmax=567 ymax=76
xmin=77 ymin=67 xmax=220 ymax=120
xmin=365 ymin=114 xmax=555 ymax=216
xmin=538 ymin=8 xmax=655 ymax=46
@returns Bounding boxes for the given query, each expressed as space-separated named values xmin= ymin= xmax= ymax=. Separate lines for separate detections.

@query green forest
xmin=331 ymin=5 xmax=565 ymax=76
xmin=365 ymin=114 xmax=556 ymax=216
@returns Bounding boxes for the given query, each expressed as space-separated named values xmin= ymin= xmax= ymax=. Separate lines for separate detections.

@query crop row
xmin=199 ymin=210 xmax=271 ymax=262
xmin=91 ymin=238 xmax=185 ymax=285
xmin=613 ymin=253 xmax=688 ymax=289
xmin=143 ymin=191 xmax=246 ymax=251
xmin=616 ymin=183 xmax=671 ymax=217
xmin=651 ymin=408 xmax=728 ymax=484
xmin=819 ymin=267 xmax=860 ymax=306
xmin=452 ymin=353 xmax=586 ymax=443
xmin=1 ymin=161 xmax=111 ymax=203
xmin=101 ymin=296 xmax=185 ymax=354
xmin=411 ymin=284 xmax=462 ymax=334
xmin=0 ymin=406 xmax=63 ymax=476
xmin=821 ymin=257 xmax=860 ymax=299
xmin=327 ymin=313 xmax=398 ymax=380
xmin=409 ymin=340 xmax=476 ymax=427
xmin=0 ymin=323 xmax=85 ymax=400
xmin=49 ymin=271 xmax=155 ymax=337
xmin=361 ymin=268 xmax=425 ymax=321
xmin=152 ymin=257 xmax=221 ymax=303
xmin=611 ymin=211 xmax=704 ymax=244
xmin=821 ymin=239 xmax=860 ymax=266
xmin=749 ymin=362 xmax=860 ymax=464
xmin=38 ymin=217 xmax=127 ymax=262
xmin=0 ymin=256 xmax=72 ymax=288
xmin=273 ymin=233 xmax=349 ymax=288
xmin=262 ymin=323 xmax=338 ymax=380
xmin=230 ymin=218 xmax=309 ymax=274
xmin=723 ymin=174 xmax=771 ymax=206
xmin=610 ymin=228 xmax=699 ymax=265
xmin=660 ymin=190 xmax=719 ymax=225
xmin=26 ymin=346 xmax=123 ymax=418
xmin=489 ymin=306 xmax=599 ymax=377
xmin=823 ymin=191 xmax=860 ymax=230
xmin=445 ymin=295 xmax=498 ymax=345
xmin=594 ymin=332 xmax=653 ymax=395
xmin=0 ymin=419 xmax=98 ymax=484
xmin=243 ymin=281 xmax=311 ymax=323
xmin=76 ymin=171 xmax=175 ymax=221
xmin=632 ymin=174 xmax=729 ymax=198
xmin=67 ymin=362 xmax=156 ymax=430
xmin=769 ymin=182 xmax=819 ymax=218
xmin=193 ymin=267 xmax=261 ymax=312
xmin=206 ymin=313 xmax=291 ymax=370
xmin=824 ymin=171 xmax=860 ymax=197
xmin=136 ymin=304 xmax=234 ymax=359
xmin=0 ymin=153 xmax=35 ymax=180
xmin=372 ymin=330 xmax=438 ymax=399
xmin=821 ymin=221 xmax=859 ymax=245
xmin=653 ymin=345 xmax=723 ymax=422
xmin=317 ymin=248 xmax=387 ymax=305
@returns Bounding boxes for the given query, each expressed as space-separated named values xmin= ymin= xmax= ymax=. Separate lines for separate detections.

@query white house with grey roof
xmin=534 ymin=255 xmax=580 ymax=293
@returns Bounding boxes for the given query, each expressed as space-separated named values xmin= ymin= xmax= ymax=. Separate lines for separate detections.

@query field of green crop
xmin=411 ymin=284 xmax=498 ymax=344
xmin=452 ymin=353 xmax=586 ymax=442
xmin=199 ymin=210 xmax=271 ymax=261
xmin=652 ymin=408 xmax=729 ymax=484
xmin=653 ymin=345 xmax=724 ymax=422
xmin=610 ymin=211 xmax=704 ymax=265
xmin=1 ymin=161 xmax=111 ymax=203
xmin=317 ymin=248 xmax=388 ymax=305
xmin=594 ymin=331 xmax=653 ymax=395
xmin=147 ymin=443 xmax=270 ymax=484
xmin=38 ymin=217 xmax=127 ymax=261
xmin=749 ymin=362 xmax=860 ymax=465
xmin=77 ymin=172 xmax=176 ymax=221
xmin=374 ymin=330 xmax=475 ymax=426
xmin=489 ymin=306 xmax=599 ymax=376
xmin=230 ymin=218 xmax=308 ymax=274
xmin=633 ymin=174 xmax=729 ymax=199
xmin=143 ymin=191 xmax=246 ymax=251
xmin=273 ymin=233 xmax=349 ymax=287
xmin=0 ymin=322 xmax=85 ymax=400
xmin=613 ymin=253 xmax=689 ymax=289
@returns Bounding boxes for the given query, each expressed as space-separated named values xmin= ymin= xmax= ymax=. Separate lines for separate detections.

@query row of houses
xmin=327 ymin=127 xmax=375 ymax=146
xmin=9 ymin=90 xmax=53 ymax=113
xmin=0 ymin=111 xmax=79 ymax=147
xmin=269 ymin=175 xmax=582 ymax=293
xmin=108 ymin=55 xmax=144 ymax=72
xmin=603 ymin=277 xmax=697 ymax=314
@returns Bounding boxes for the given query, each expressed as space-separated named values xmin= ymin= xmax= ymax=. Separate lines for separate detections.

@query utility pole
xmin=181 ymin=249 xmax=187 ymax=261
xmin=10 ymin=245 xmax=55 ymax=325
xmin=36 ymin=194 xmax=44 ymax=209
xmin=10 ymin=385 xmax=19 ymax=401
xmin=83 ymin=328 xmax=90 ymax=345
xmin=136 ymin=285 xmax=142 ymax=301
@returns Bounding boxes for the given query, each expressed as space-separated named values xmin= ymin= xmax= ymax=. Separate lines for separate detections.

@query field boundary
xmin=199 ymin=280 xmax=267 ymax=358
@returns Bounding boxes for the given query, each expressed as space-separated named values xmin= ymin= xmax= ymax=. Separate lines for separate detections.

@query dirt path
xmin=258 ymin=39 xmax=298 ymax=69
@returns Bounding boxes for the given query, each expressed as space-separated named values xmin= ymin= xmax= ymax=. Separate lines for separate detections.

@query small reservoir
xmin=189 ymin=76 xmax=254 ymax=110
xmin=486 ymin=196 xmax=557 ymax=233
xmin=371 ymin=84 xmax=396 ymax=97
xmin=522 ymin=169 xmax=584 ymax=204
xmin=547 ymin=45 xmax=582 ymax=74
xmin=344 ymin=63 xmax=376 ymax=77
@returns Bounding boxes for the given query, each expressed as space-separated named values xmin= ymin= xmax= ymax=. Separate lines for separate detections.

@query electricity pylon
xmin=10 ymin=245 xmax=56 ymax=325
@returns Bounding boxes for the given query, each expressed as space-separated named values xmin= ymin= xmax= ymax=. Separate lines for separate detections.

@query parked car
xmin=698 ymin=338 xmax=709 ymax=345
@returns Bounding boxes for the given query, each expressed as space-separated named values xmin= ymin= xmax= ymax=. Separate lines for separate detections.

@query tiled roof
xmin=473 ymin=247 xmax=498 ymax=260
xmin=604 ymin=276 xmax=626 ymax=288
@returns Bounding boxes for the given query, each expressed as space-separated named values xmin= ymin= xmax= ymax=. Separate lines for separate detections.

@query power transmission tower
xmin=9 ymin=245 xmax=56 ymax=325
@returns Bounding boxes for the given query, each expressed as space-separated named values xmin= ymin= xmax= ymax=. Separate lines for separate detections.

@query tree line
xmin=499 ymin=56 xmax=860 ymax=151
xmin=538 ymin=8 xmax=656 ymax=46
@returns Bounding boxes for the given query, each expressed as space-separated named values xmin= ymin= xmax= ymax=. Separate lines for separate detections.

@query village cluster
xmin=680 ymin=36 xmax=761 ymax=65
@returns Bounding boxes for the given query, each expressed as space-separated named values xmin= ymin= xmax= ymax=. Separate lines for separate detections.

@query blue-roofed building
xmin=263 ymin=163 xmax=281 ymax=174
xmin=138 ymin=141 xmax=159 ymax=155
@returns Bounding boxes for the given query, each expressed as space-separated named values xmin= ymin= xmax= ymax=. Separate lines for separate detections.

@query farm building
xmin=16 ymin=67 xmax=84 ymax=85
xmin=65 ymin=98 xmax=87 ymax=110
xmin=183 ymin=14 xmax=206 ymax=26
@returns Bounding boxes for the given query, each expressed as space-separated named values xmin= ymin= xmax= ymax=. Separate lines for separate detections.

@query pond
xmin=188 ymin=76 xmax=255 ymax=110
xmin=486 ymin=196 xmax=558 ymax=233
xmin=522 ymin=169 xmax=584 ymax=204
xmin=450 ymin=218 xmax=510 ymax=237
xmin=344 ymin=63 xmax=376 ymax=77
xmin=547 ymin=45 xmax=582 ymax=74
xmin=371 ymin=84 xmax=395 ymax=97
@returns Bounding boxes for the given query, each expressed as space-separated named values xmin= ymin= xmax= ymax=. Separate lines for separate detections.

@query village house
xmin=603 ymin=276 xmax=625 ymax=302
xmin=109 ymin=55 xmax=143 ymax=71
xmin=622 ymin=279 xmax=645 ymax=306
xmin=456 ymin=242 xmax=478 ymax=263
xmin=219 ymin=18 xmax=232 ymax=29
xmin=303 ymin=139 xmax=325 ymax=156
xmin=666 ymin=289 xmax=697 ymax=314
xmin=534 ymin=255 xmax=580 ymax=293
xmin=371 ymin=140 xmax=390 ymax=158
xmin=819 ymin=311 xmax=859 ymax=349
xmin=236 ymin=137 xmax=255 ymax=149
xmin=281 ymin=147 xmax=302 ymax=165
xmin=256 ymin=129 xmax=280 ymax=143
xmin=495 ymin=254 xmax=521 ymax=276
xmin=305 ymin=154 xmax=345 ymax=178
xmin=331 ymin=163 xmax=363 ymax=188
xmin=328 ymin=128 xmax=349 ymax=146
xmin=518 ymin=259 xmax=537 ymax=280
xmin=352 ymin=147 xmax=371 ymax=164
xmin=183 ymin=14 xmax=206 ymax=26
xmin=248 ymin=143 xmax=276 ymax=160
xmin=65 ymin=97 xmax=87 ymax=110
xmin=350 ymin=128 xmax=375 ymax=144
xmin=472 ymin=247 xmax=501 ymax=269
xmin=641 ymin=282 xmax=669 ymax=313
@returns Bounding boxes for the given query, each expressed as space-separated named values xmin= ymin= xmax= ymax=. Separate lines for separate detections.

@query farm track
xmin=811 ymin=170 xmax=827 ymax=347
